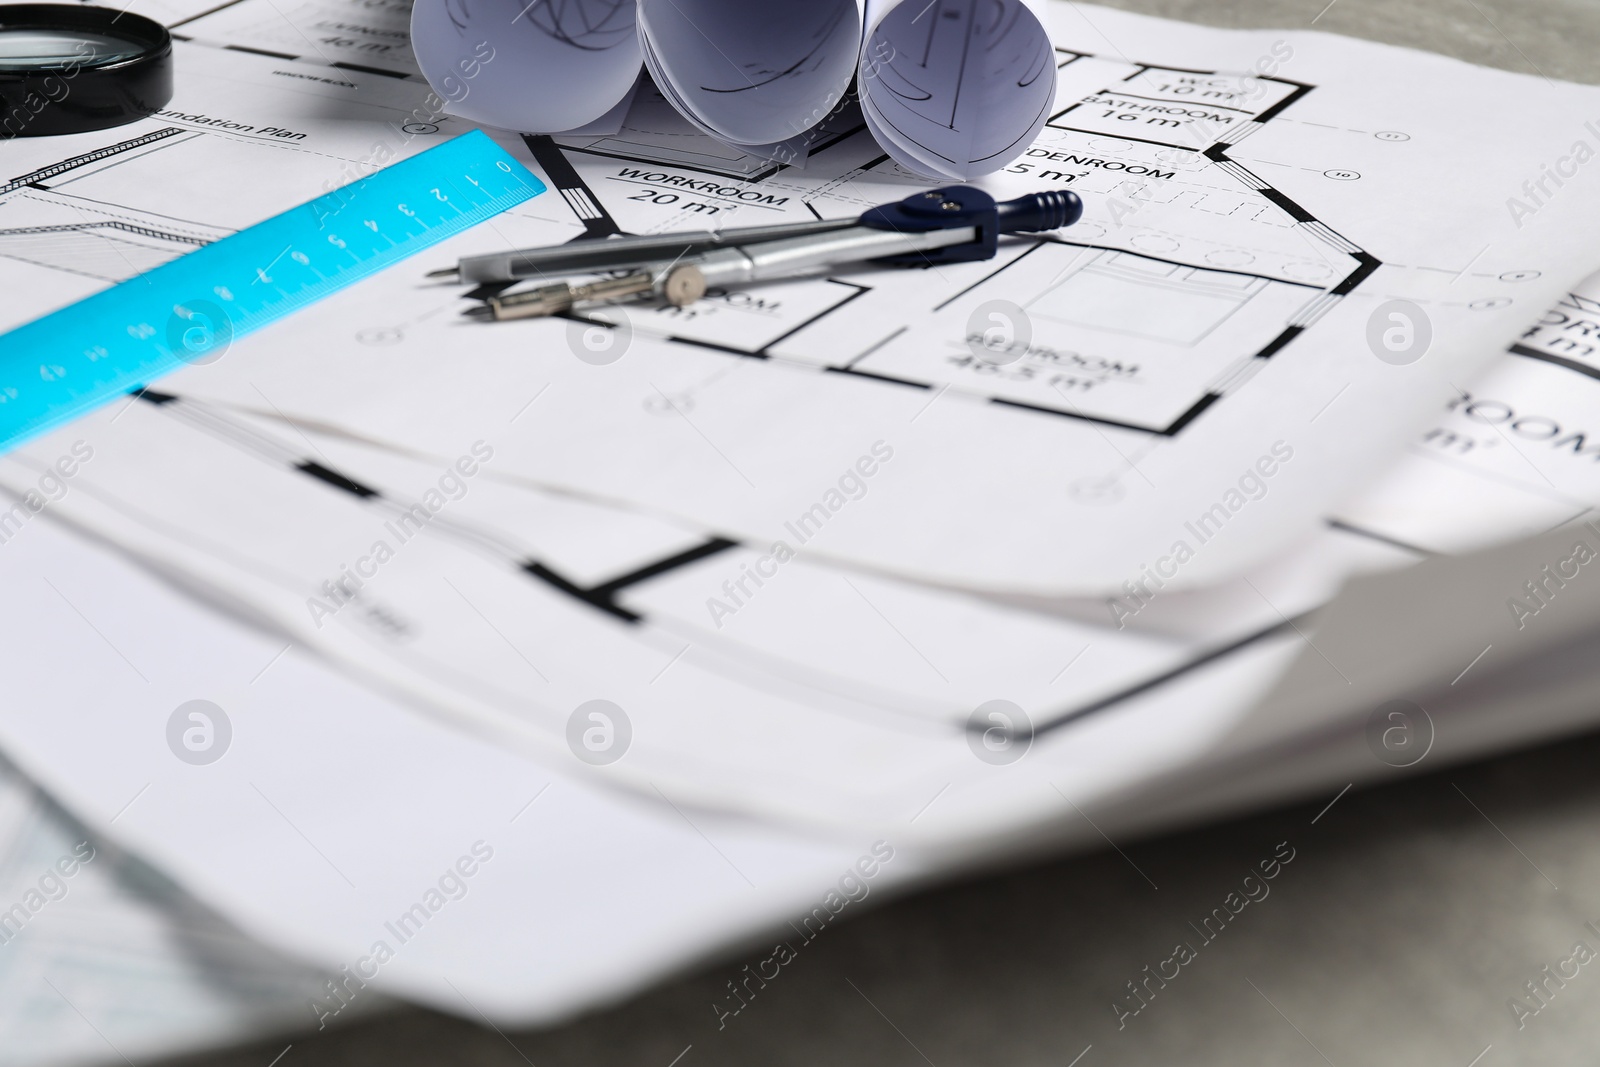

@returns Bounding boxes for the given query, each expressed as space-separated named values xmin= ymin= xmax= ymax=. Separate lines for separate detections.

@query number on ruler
xmin=0 ymin=132 xmax=546 ymax=455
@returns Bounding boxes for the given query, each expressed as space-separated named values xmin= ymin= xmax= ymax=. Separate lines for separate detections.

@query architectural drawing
xmin=522 ymin=49 xmax=1378 ymax=434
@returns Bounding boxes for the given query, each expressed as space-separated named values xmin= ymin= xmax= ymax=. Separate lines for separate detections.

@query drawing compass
xmin=451 ymin=186 xmax=1085 ymax=322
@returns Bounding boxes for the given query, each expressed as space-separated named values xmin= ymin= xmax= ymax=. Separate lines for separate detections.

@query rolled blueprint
xmin=409 ymin=0 xmax=1056 ymax=178
xmin=859 ymin=0 xmax=1055 ymax=179
xmin=636 ymin=0 xmax=861 ymax=151
xmin=410 ymin=0 xmax=643 ymax=133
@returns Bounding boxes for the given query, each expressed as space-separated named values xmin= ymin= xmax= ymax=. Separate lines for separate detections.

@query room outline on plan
xmin=1 ymin=13 xmax=1390 ymax=442
xmin=531 ymin=46 xmax=1383 ymax=439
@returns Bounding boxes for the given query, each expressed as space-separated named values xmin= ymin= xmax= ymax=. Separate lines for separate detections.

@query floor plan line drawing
xmin=213 ymin=40 xmax=299 ymax=60
xmin=1509 ymin=342 xmax=1600 ymax=383
xmin=0 ymin=221 xmax=208 ymax=246
xmin=1322 ymin=517 xmax=1435 ymax=559
xmin=1326 ymin=272 xmax=1600 ymax=566
xmin=166 ymin=0 xmax=255 ymax=29
xmin=0 ymin=124 xmax=321 ymax=286
xmin=81 ymin=387 xmax=1283 ymax=749
xmin=23 ymin=7 xmax=1573 ymax=600
xmin=13 ymin=1 xmax=1598 ymax=852
xmin=324 ymin=58 xmax=415 ymax=79
xmin=0 ymin=59 xmax=462 ymax=298
xmin=562 ymin=279 xmax=875 ymax=367
xmin=1 ymin=128 xmax=189 ymax=196
xmin=478 ymin=43 xmax=1390 ymax=439
xmin=553 ymin=83 xmax=869 ymax=183
xmin=168 ymin=0 xmax=420 ymax=73
xmin=523 ymin=134 xmax=623 ymax=240
xmin=147 ymin=0 xmax=1386 ymax=447
xmin=123 ymin=389 xmax=949 ymax=730
xmin=0 ymin=124 xmax=229 ymax=281
xmin=952 ymin=51 xmax=1381 ymax=435
xmin=0 ymin=221 xmax=213 ymax=283
xmin=205 ymin=36 xmax=414 ymax=81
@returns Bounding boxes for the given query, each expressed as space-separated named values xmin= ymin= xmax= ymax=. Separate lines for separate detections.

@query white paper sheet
xmin=991 ymin=267 xmax=1600 ymax=640
xmin=153 ymin=7 xmax=1600 ymax=597
xmin=25 ymin=260 xmax=1587 ymax=857
xmin=0 ymin=395 xmax=1263 ymax=834
xmin=1337 ymin=269 xmax=1600 ymax=555
xmin=0 ymin=512 xmax=901 ymax=1024
xmin=12 ymin=0 xmax=1600 ymax=1037
xmin=11 ymin=481 xmax=1600 ymax=1030
xmin=0 ymin=758 xmax=353 ymax=1067
xmin=0 ymin=43 xmax=574 ymax=336
xmin=15 ymin=412 xmax=1600 ymax=1031
xmin=177 ymin=0 xmax=421 ymax=74
xmin=1077 ymin=269 xmax=1600 ymax=832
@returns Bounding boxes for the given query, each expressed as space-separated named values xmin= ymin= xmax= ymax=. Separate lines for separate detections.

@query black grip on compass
xmin=996 ymin=190 xmax=1084 ymax=234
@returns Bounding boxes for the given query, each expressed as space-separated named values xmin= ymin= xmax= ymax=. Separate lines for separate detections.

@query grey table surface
xmin=165 ymin=2 xmax=1600 ymax=1064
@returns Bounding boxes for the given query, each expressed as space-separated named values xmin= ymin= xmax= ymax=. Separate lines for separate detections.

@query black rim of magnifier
xmin=0 ymin=4 xmax=174 ymax=137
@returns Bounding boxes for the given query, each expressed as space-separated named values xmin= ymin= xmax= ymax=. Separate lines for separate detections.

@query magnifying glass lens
xmin=0 ymin=6 xmax=174 ymax=136
xmin=0 ymin=28 xmax=145 ymax=68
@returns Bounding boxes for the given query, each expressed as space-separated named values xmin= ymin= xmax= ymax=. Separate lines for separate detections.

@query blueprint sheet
xmin=0 ymin=757 xmax=353 ymax=1067
xmin=1000 ymin=267 xmax=1600 ymax=635
xmin=0 ymin=395 xmax=1296 ymax=833
xmin=1090 ymin=267 xmax=1600 ymax=812
xmin=8 ymin=273 xmax=1600 ymax=836
xmin=7 ymin=0 xmax=1600 ymax=1041
xmin=135 ymin=4 xmax=1600 ymax=597
xmin=1339 ymin=270 xmax=1600 ymax=555
xmin=0 ymin=511 xmax=938 ymax=1024
xmin=6 ymin=273 xmax=1600 ymax=1022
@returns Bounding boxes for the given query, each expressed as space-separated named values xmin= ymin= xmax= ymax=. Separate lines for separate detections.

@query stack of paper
xmin=4 ymin=0 xmax=1600 ymax=1054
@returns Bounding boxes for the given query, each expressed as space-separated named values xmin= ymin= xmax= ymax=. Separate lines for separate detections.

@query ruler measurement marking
xmin=0 ymin=132 xmax=545 ymax=453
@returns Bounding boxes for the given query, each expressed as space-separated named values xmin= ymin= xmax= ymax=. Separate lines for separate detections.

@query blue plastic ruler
xmin=0 ymin=130 xmax=546 ymax=454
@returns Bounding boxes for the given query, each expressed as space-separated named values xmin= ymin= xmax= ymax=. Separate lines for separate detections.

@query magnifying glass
xmin=0 ymin=4 xmax=174 ymax=137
